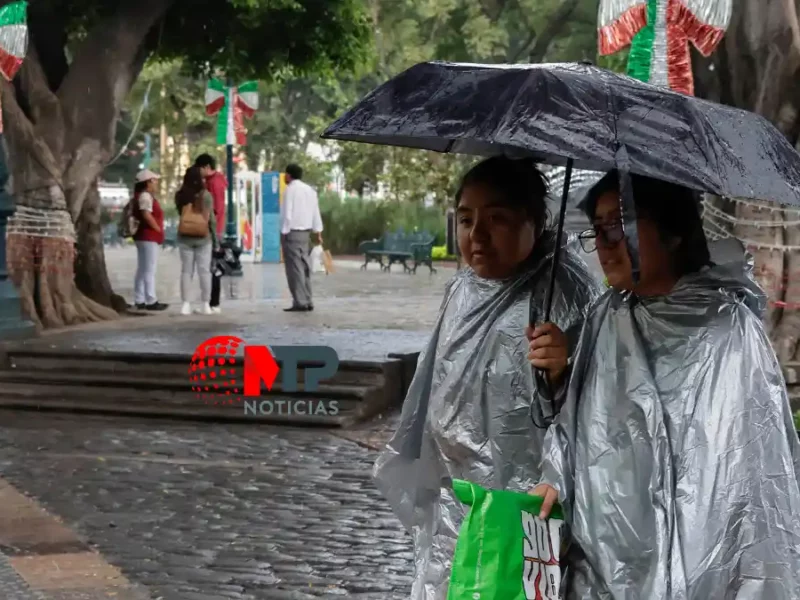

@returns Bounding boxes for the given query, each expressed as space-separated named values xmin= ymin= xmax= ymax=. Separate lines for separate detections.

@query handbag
xmin=178 ymin=201 xmax=209 ymax=238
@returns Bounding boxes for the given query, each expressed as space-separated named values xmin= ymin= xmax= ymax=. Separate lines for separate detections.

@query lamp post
xmin=0 ymin=135 xmax=34 ymax=340
xmin=223 ymin=76 xmax=243 ymax=276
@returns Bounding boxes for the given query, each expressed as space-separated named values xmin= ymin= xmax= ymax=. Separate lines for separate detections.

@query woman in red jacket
xmin=132 ymin=169 xmax=168 ymax=311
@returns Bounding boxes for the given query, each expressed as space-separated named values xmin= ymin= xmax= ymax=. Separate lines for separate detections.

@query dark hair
xmin=175 ymin=166 xmax=206 ymax=213
xmin=455 ymin=156 xmax=549 ymax=239
xmin=133 ymin=181 xmax=148 ymax=196
xmin=286 ymin=164 xmax=303 ymax=180
xmin=583 ymin=170 xmax=711 ymax=275
xmin=195 ymin=153 xmax=216 ymax=170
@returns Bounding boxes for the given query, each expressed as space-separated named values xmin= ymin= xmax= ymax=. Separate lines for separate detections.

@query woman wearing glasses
xmin=533 ymin=170 xmax=800 ymax=599
xmin=373 ymin=156 xmax=601 ymax=600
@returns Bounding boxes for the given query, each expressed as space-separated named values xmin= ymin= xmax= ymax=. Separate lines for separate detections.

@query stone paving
xmin=105 ymin=247 xmax=454 ymax=332
xmin=0 ymin=411 xmax=405 ymax=600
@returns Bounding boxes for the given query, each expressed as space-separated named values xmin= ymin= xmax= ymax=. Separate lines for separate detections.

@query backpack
xmin=178 ymin=201 xmax=210 ymax=238
xmin=117 ymin=198 xmax=140 ymax=239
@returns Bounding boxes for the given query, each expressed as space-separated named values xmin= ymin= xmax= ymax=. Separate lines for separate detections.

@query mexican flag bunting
xmin=205 ymin=78 xmax=226 ymax=115
xmin=597 ymin=0 xmax=731 ymax=96
xmin=0 ymin=1 xmax=27 ymax=83
xmin=0 ymin=1 xmax=28 ymax=134
xmin=236 ymin=81 xmax=259 ymax=118
xmin=205 ymin=79 xmax=259 ymax=146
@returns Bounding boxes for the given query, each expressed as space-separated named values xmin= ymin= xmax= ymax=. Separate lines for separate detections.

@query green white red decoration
xmin=0 ymin=1 xmax=27 ymax=133
xmin=205 ymin=79 xmax=259 ymax=146
xmin=598 ymin=0 xmax=731 ymax=95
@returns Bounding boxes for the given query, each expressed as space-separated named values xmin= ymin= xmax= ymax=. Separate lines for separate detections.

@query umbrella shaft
xmin=542 ymin=159 xmax=573 ymax=324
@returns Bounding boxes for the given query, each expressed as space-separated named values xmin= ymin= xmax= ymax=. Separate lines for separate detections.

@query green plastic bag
xmin=447 ymin=479 xmax=565 ymax=600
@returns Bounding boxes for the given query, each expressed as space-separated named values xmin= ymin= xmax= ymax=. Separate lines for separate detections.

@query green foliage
xmin=110 ymin=0 xmax=602 ymax=211
xmin=432 ymin=246 xmax=456 ymax=261
xmin=794 ymin=410 xmax=800 ymax=432
xmin=318 ymin=191 xmax=446 ymax=254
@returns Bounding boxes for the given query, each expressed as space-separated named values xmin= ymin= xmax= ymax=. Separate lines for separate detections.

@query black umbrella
xmin=322 ymin=61 xmax=800 ymax=323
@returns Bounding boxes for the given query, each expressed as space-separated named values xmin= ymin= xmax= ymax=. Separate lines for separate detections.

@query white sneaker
xmin=210 ymin=306 xmax=221 ymax=315
xmin=180 ymin=302 xmax=192 ymax=316
xmin=202 ymin=304 xmax=214 ymax=315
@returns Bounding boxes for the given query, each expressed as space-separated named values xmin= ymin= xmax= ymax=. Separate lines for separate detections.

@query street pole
xmin=224 ymin=77 xmax=242 ymax=276
xmin=0 ymin=134 xmax=34 ymax=340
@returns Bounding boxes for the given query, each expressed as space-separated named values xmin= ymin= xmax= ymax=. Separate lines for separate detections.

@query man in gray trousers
xmin=280 ymin=164 xmax=323 ymax=312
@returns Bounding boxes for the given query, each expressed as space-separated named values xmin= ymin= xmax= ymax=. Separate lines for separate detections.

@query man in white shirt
xmin=280 ymin=164 xmax=323 ymax=312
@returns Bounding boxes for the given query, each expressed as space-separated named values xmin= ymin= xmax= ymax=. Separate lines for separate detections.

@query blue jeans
xmin=134 ymin=241 xmax=159 ymax=304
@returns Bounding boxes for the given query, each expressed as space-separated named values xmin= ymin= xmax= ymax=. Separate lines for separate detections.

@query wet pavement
xmin=0 ymin=411 xmax=407 ymax=600
xmin=16 ymin=322 xmax=431 ymax=362
xmin=106 ymin=247 xmax=455 ymax=319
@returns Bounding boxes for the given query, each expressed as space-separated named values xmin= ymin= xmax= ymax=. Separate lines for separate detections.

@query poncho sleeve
xmin=537 ymin=299 xmax=603 ymax=518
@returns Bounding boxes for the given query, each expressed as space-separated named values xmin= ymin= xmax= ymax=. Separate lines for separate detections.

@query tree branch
xmin=15 ymin=46 xmax=64 ymax=165
xmin=27 ymin=2 xmax=69 ymax=91
xmin=58 ymin=0 xmax=175 ymax=148
xmin=0 ymin=80 xmax=62 ymax=195
xmin=528 ymin=0 xmax=582 ymax=63
xmin=57 ymin=0 xmax=174 ymax=218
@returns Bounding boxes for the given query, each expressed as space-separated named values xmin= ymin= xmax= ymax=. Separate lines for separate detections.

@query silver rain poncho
xmin=541 ymin=240 xmax=800 ymax=599
xmin=373 ymin=235 xmax=602 ymax=600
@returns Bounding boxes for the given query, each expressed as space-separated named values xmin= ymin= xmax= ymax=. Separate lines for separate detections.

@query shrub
xmin=432 ymin=245 xmax=456 ymax=261
xmin=318 ymin=192 xmax=446 ymax=254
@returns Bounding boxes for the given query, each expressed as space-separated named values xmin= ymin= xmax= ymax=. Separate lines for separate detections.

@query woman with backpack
xmin=132 ymin=169 xmax=168 ymax=311
xmin=175 ymin=166 xmax=217 ymax=315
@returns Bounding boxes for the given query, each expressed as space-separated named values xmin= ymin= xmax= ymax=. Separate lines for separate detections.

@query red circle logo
xmin=189 ymin=335 xmax=244 ymax=404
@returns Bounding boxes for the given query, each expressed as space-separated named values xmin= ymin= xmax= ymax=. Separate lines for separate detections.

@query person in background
xmin=280 ymin=164 xmax=323 ymax=312
xmin=132 ymin=169 xmax=167 ymax=311
xmin=194 ymin=153 xmax=226 ymax=314
xmin=175 ymin=166 xmax=217 ymax=315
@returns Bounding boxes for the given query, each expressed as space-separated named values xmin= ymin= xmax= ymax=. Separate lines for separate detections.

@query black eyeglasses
xmin=578 ymin=220 xmax=625 ymax=253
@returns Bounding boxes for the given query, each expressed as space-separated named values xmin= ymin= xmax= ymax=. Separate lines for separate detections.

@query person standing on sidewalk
xmin=194 ymin=153 xmax=226 ymax=314
xmin=175 ymin=166 xmax=218 ymax=315
xmin=281 ymin=164 xmax=323 ymax=312
xmin=132 ymin=169 xmax=168 ymax=311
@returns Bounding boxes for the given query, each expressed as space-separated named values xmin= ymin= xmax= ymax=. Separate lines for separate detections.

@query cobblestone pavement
xmin=0 ymin=411 xmax=407 ymax=600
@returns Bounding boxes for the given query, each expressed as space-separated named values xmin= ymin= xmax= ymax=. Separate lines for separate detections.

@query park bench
xmin=358 ymin=230 xmax=437 ymax=274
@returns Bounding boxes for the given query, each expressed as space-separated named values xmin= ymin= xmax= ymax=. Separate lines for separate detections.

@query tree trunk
xmin=74 ymin=181 xmax=128 ymax=312
xmin=694 ymin=0 xmax=800 ymax=363
xmin=1 ymin=0 xmax=173 ymax=329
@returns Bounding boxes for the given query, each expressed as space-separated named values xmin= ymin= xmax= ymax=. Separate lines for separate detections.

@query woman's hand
xmin=529 ymin=483 xmax=559 ymax=519
xmin=526 ymin=322 xmax=569 ymax=386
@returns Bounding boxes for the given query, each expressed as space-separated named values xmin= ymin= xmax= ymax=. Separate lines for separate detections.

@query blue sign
xmin=260 ymin=172 xmax=281 ymax=263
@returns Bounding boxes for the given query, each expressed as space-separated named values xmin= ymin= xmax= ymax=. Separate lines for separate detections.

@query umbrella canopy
xmin=323 ymin=61 xmax=800 ymax=207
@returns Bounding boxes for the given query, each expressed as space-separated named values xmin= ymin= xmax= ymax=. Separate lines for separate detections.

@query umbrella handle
xmin=529 ymin=159 xmax=573 ymax=430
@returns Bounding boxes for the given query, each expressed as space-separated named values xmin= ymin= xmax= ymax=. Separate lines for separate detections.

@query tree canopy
xmin=28 ymin=0 xmax=371 ymax=82
xmin=111 ymin=0 xmax=603 ymax=205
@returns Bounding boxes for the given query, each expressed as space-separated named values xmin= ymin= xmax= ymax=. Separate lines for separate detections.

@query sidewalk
xmin=0 ymin=478 xmax=150 ymax=599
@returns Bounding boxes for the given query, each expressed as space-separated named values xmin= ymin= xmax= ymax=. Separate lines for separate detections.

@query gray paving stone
xmin=0 ymin=412 xmax=414 ymax=598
